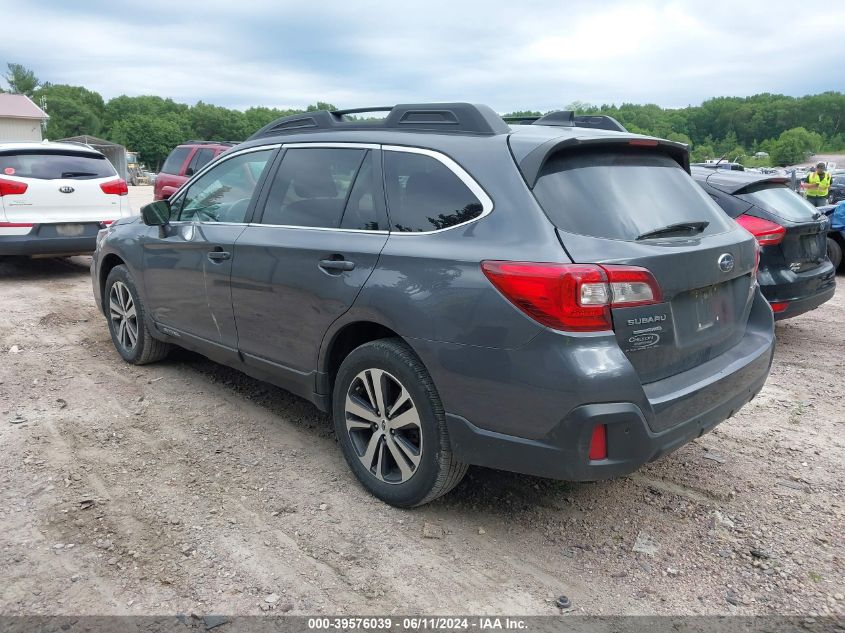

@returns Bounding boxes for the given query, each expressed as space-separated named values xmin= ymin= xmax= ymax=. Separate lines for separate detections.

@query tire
xmin=827 ymin=237 xmax=843 ymax=272
xmin=332 ymin=338 xmax=467 ymax=507
xmin=104 ymin=265 xmax=171 ymax=365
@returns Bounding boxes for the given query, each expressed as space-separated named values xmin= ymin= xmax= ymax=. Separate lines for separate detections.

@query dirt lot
xmin=0 ymin=194 xmax=843 ymax=616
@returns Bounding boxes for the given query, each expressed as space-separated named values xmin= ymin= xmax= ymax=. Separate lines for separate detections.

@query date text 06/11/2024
xmin=307 ymin=617 xmax=529 ymax=630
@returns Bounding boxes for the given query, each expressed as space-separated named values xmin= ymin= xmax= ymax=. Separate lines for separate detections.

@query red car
xmin=153 ymin=141 xmax=235 ymax=200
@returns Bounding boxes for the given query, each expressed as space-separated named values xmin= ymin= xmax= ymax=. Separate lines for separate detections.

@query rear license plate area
xmin=691 ymin=285 xmax=719 ymax=331
xmin=55 ymin=224 xmax=84 ymax=237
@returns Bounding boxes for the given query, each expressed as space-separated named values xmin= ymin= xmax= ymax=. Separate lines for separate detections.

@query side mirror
xmin=185 ymin=167 xmax=195 ymax=177
xmin=141 ymin=200 xmax=171 ymax=226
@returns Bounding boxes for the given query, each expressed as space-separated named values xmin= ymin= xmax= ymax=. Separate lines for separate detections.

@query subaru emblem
xmin=718 ymin=253 xmax=734 ymax=273
xmin=59 ymin=186 xmax=75 ymax=194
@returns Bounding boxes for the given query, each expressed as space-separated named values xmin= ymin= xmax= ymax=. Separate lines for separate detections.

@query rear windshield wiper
xmin=637 ymin=221 xmax=709 ymax=240
xmin=60 ymin=171 xmax=99 ymax=178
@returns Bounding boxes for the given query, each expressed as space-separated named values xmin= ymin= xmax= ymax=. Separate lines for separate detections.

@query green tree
xmin=3 ymin=63 xmax=39 ymax=96
xmin=33 ymin=84 xmax=106 ymax=139
xmin=189 ymin=101 xmax=247 ymax=140
xmin=769 ymin=127 xmax=824 ymax=166
xmin=110 ymin=114 xmax=187 ymax=170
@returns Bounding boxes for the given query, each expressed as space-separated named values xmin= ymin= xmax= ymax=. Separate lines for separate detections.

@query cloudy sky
xmin=2 ymin=0 xmax=843 ymax=112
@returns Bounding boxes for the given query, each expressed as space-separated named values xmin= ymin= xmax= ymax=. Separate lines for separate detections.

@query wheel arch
xmin=318 ymin=319 xmax=410 ymax=398
xmin=98 ymin=252 xmax=127 ymax=315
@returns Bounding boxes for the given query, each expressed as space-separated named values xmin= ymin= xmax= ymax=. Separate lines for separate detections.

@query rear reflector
xmin=481 ymin=261 xmax=662 ymax=332
xmin=0 ymin=222 xmax=34 ymax=227
xmin=770 ymin=301 xmax=789 ymax=313
xmin=100 ymin=179 xmax=128 ymax=196
xmin=589 ymin=425 xmax=608 ymax=460
xmin=736 ymin=214 xmax=785 ymax=246
xmin=0 ymin=177 xmax=28 ymax=196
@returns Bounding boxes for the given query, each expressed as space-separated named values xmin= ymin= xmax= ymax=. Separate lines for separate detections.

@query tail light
xmin=0 ymin=177 xmax=28 ymax=196
xmin=480 ymin=261 xmax=662 ymax=332
xmin=100 ymin=179 xmax=128 ymax=196
xmin=736 ymin=214 xmax=785 ymax=246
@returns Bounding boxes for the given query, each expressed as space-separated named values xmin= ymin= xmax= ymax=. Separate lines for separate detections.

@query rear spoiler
xmin=517 ymin=136 xmax=691 ymax=188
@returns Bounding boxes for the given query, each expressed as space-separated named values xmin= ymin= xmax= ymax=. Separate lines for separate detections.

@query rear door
xmin=231 ymin=145 xmax=389 ymax=383
xmin=0 ymin=148 xmax=126 ymax=224
xmin=531 ymin=147 xmax=758 ymax=384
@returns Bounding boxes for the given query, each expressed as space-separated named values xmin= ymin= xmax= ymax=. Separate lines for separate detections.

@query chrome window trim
xmin=281 ymin=142 xmax=380 ymax=150
xmin=381 ymin=145 xmax=494 ymax=235
xmin=168 ymin=142 xmax=493 ymax=235
xmin=246 ymin=223 xmax=388 ymax=234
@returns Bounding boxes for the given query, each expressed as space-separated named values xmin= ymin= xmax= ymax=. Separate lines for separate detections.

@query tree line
xmin=3 ymin=63 xmax=843 ymax=169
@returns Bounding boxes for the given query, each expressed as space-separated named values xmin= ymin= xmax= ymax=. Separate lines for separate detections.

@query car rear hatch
xmin=526 ymin=143 xmax=758 ymax=385
xmin=730 ymin=182 xmax=829 ymax=273
xmin=0 ymin=148 xmax=125 ymax=226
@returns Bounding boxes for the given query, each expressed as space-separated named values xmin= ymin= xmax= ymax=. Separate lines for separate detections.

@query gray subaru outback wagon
xmin=91 ymin=103 xmax=775 ymax=507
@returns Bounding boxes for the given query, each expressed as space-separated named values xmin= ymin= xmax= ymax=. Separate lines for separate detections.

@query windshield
xmin=737 ymin=184 xmax=819 ymax=222
xmin=0 ymin=150 xmax=116 ymax=180
xmin=533 ymin=148 xmax=734 ymax=241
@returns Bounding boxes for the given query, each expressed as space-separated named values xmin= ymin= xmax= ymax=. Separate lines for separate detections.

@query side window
xmin=383 ymin=151 xmax=484 ymax=232
xmin=177 ymin=149 xmax=273 ymax=223
xmin=261 ymin=148 xmax=377 ymax=229
xmin=186 ymin=148 xmax=215 ymax=176
xmin=161 ymin=147 xmax=191 ymax=175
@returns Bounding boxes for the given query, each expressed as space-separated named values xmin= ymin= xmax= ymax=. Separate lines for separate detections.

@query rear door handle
xmin=319 ymin=259 xmax=355 ymax=271
xmin=207 ymin=250 xmax=231 ymax=262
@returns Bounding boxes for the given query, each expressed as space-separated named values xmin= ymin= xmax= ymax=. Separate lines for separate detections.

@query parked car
xmin=92 ymin=103 xmax=775 ymax=507
xmin=692 ymin=166 xmax=836 ymax=319
xmin=153 ymin=141 xmax=235 ymax=201
xmin=821 ymin=202 xmax=845 ymax=270
xmin=828 ymin=171 xmax=845 ymax=204
xmin=0 ymin=142 xmax=130 ymax=257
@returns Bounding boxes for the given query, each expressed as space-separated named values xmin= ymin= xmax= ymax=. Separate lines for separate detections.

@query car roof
xmin=0 ymin=140 xmax=104 ymax=156
xmin=691 ymin=165 xmax=789 ymax=194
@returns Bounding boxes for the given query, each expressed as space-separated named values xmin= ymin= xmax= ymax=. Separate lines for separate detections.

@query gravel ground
xmin=0 ymin=192 xmax=842 ymax=616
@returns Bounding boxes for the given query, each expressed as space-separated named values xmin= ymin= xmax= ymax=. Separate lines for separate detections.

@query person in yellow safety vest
xmin=805 ymin=162 xmax=832 ymax=207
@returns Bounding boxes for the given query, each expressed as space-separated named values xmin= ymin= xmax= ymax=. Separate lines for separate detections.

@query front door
xmin=141 ymin=147 xmax=276 ymax=349
xmin=231 ymin=145 xmax=389 ymax=392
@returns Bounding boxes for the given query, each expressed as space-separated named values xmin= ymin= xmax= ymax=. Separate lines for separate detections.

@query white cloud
xmin=1 ymin=0 xmax=843 ymax=110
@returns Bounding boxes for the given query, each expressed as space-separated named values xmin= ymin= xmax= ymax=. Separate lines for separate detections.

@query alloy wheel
xmin=344 ymin=368 xmax=423 ymax=484
xmin=109 ymin=281 xmax=138 ymax=351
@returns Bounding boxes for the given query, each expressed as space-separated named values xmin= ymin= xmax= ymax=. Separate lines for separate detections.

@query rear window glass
xmin=383 ymin=151 xmax=484 ymax=232
xmin=737 ymin=185 xmax=819 ymax=222
xmin=533 ymin=149 xmax=734 ymax=241
xmin=161 ymin=146 xmax=191 ymax=175
xmin=0 ymin=150 xmax=116 ymax=180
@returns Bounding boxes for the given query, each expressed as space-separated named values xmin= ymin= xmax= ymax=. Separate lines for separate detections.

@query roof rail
xmin=506 ymin=111 xmax=628 ymax=133
xmin=247 ymin=103 xmax=511 ymax=140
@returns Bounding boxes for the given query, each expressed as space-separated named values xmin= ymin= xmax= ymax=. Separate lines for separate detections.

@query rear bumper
xmin=413 ymin=291 xmax=775 ymax=482
xmin=759 ymin=259 xmax=836 ymax=320
xmin=0 ymin=223 xmax=101 ymax=256
xmin=445 ymin=323 xmax=773 ymax=481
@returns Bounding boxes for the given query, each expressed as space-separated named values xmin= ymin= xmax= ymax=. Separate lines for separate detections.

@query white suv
xmin=0 ymin=141 xmax=132 ymax=257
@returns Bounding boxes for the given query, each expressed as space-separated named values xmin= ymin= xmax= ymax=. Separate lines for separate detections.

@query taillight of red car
xmin=480 ymin=261 xmax=662 ymax=332
xmin=735 ymin=214 xmax=785 ymax=246
xmin=100 ymin=179 xmax=128 ymax=196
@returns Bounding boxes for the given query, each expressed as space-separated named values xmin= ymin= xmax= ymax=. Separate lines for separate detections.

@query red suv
xmin=153 ymin=141 xmax=235 ymax=200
